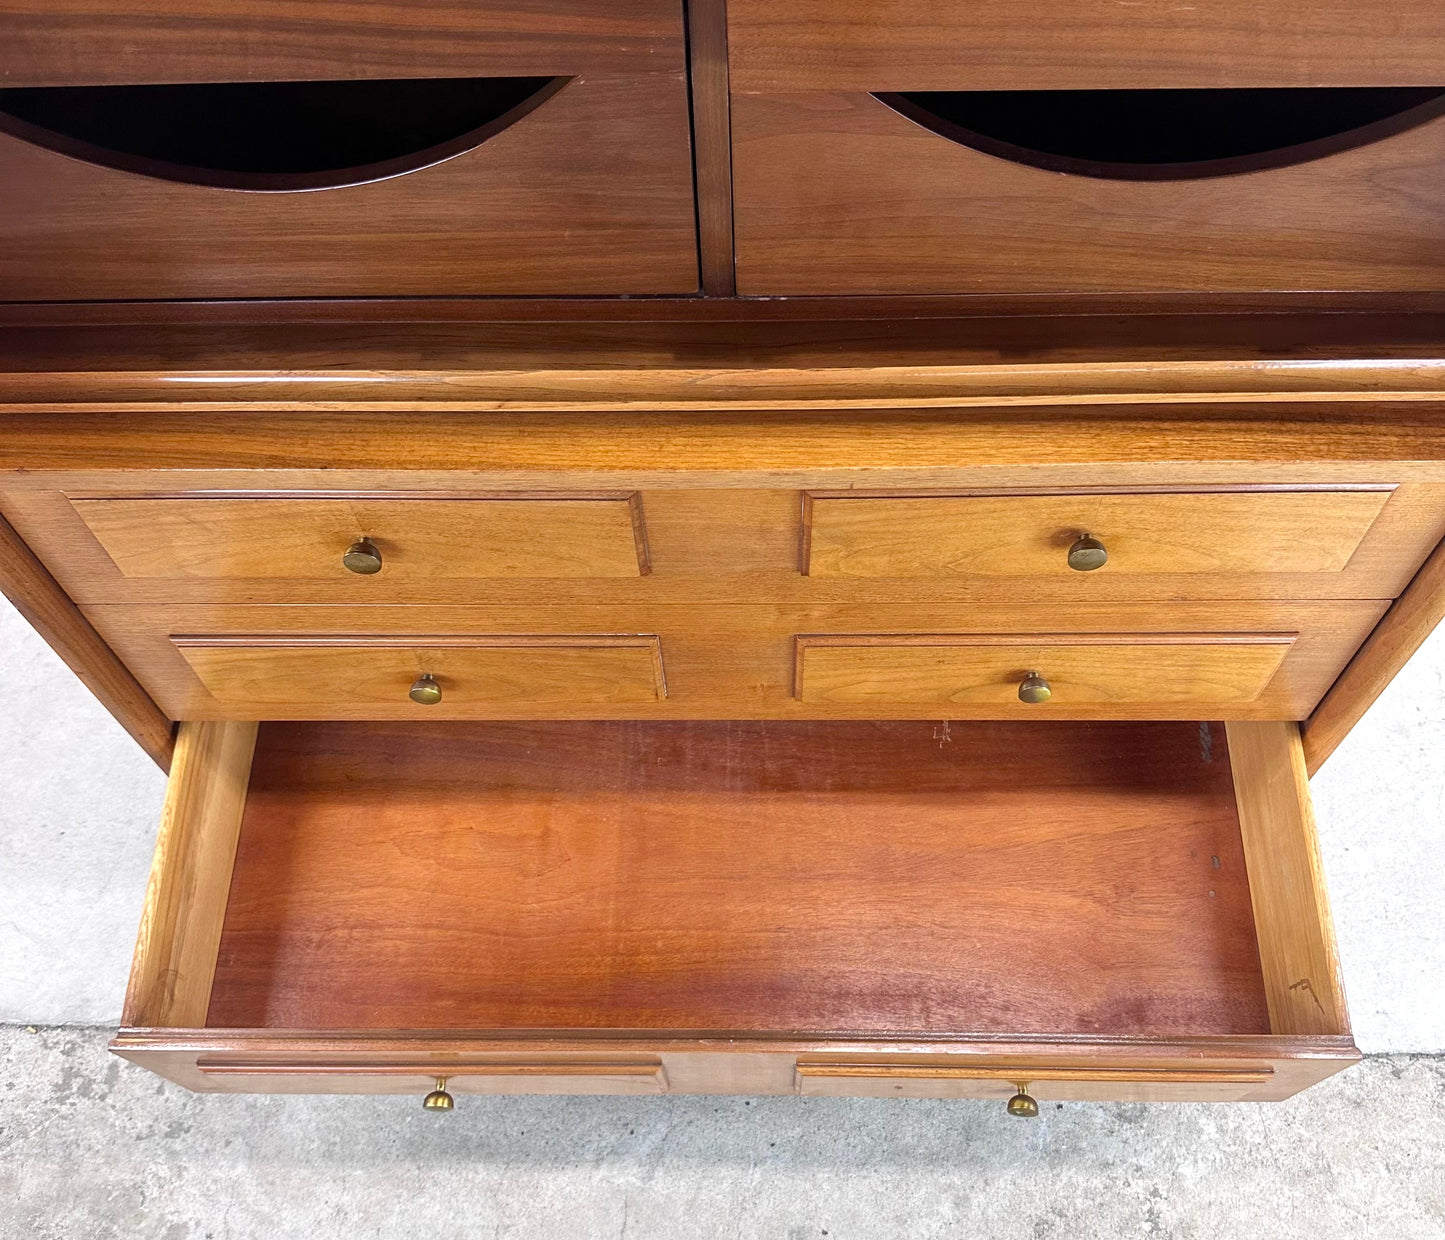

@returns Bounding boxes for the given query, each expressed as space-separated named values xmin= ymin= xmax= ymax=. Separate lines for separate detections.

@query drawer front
xmin=805 ymin=490 xmax=1393 ymax=580
xmin=729 ymin=0 xmax=1445 ymax=92
xmin=4 ymin=0 xmax=685 ymax=87
xmin=732 ymin=90 xmax=1445 ymax=295
xmin=194 ymin=1060 xmax=667 ymax=1096
xmin=0 ymin=73 xmax=698 ymax=299
xmin=175 ymin=635 xmax=667 ymax=714
xmin=795 ymin=633 xmax=1293 ymax=708
xmin=71 ymin=495 xmax=649 ymax=584
xmin=794 ymin=1061 xmax=1276 ymax=1103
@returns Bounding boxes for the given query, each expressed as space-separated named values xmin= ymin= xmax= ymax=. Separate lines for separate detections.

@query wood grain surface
xmin=686 ymin=0 xmax=736 ymax=294
xmin=804 ymin=490 xmax=1394 ymax=578
xmin=727 ymin=0 xmax=1445 ymax=92
xmin=205 ymin=719 xmax=1269 ymax=1036
xmin=7 ymin=315 xmax=1445 ymax=413
xmin=123 ymin=720 xmax=257 ymax=1026
xmin=794 ymin=633 xmax=1294 ymax=708
xmin=176 ymin=634 xmax=667 ymax=713
xmin=733 ymin=93 xmax=1445 ymax=295
xmin=80 ymin=599 xmax=1385 ymax=721
xmin=7 ymin=484 xmax=1442 ymax=607
xmin=0 ymin=74 xmax=698 ymax=299
xmin=1 ymin=0 xmax=686 ymax=86
xmin=70 ymin=495 xmax=649 ymax=581
xmin=1226 ymin=722 xmax=1349 ymax=1037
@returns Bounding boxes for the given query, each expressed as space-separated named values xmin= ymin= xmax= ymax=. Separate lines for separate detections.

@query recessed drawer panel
xmin=0 ymin=73 xmax=698 ymax=299
xmin=71 ymin=495 xmax=649 ymax=583
xmin=175 ymin=635 xmax=667 ymax=715
xmin=794 ymin=1061 xmax=1275 ymax=1103
xmin=729 ymin=0 xmax=1445 ymax=92
xmin=795 ymin=633 xmax=1293 ymax=708
xmin=732 ymin=89 xmax=1445 ymax=294
xmin=804 ymin=490 xmax=1393 ymax=579
xmin=195 ymin=1060 xmax=668 ymax=1096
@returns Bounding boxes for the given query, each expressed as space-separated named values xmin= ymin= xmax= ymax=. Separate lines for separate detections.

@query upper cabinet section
xmin=0 ymin=1 xmax=698 ymax=298
xmin=728 ymin=1 xmax=1445 ymax=295
xmin=727 ymin=0 xmax=1445 ymax=93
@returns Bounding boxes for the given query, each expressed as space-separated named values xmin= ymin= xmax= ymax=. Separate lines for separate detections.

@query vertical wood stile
xmin=1226 ymin=721 xmax=1350 ymax=1037
xmin=122 ymin=720 xmax=258 ymax=1027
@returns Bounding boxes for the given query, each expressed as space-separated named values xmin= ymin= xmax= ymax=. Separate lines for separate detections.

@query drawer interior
xmin=123 ymin=717 xmax=1349 ymax=1048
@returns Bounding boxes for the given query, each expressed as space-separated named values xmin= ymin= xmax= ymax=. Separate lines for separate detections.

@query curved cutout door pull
xmin=0 ymin=75 xmax=568 ymax=192
xmin=876 ymin=87 xmax=1445 ymax=181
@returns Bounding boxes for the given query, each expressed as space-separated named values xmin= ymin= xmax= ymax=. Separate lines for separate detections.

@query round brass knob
xmin=1018 ymin=672 xmax=1052 ymax=705
xmin=408 ymin=674 xmax=442 ymax=706
xmin=342 ymin=538 xmax=383 ymax=575
xmin=1067 ymin=533 xmax=1107 ymax=572
xmin=1006 ymin=1083 xmax=1039 ymax=1118
xmin=422 ymin=1077 xmax=454 ymax=1112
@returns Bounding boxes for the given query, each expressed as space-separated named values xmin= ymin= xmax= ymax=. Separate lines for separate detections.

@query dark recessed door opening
xmin=0 ymin=76 xmax=568 ymax=191
xmin=876 ymin=87 xmax=1445 ymax=180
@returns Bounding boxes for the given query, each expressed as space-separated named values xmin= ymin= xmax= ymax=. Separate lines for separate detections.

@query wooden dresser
xmin=3 ymin=0 xmax=1444 ymax=1114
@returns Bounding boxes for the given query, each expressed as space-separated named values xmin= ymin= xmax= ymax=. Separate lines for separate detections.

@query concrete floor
xmin=3 ymin=594 xmax=1445 ymax=1236
xmin=2 ymin=1029 xmax=1443 ymax=1239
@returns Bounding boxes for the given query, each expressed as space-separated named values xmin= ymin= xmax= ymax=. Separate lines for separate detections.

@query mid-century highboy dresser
xmin=3 ymin=0 xmax=1445 ymax=1115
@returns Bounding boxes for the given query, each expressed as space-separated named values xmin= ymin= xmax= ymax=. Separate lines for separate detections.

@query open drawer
xmin=112 ymin=715 xmax=1358 ymax=1107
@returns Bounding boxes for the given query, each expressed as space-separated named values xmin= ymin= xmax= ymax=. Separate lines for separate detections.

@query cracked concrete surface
xmin=3 ymin=593 xmax=1445 ymax=1236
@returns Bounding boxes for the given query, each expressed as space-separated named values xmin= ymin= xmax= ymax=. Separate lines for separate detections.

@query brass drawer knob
xmin=1018 ymin=672 xmax=1051 ymax=704
xmin=1067 ymin=533 xmax=1107 ymax=572
xmin=409 ymin=674 xmax=442 ymax=705
xmin=342 ymin=538 xmax=383 ymax=575
xmin=422 ymin=1077 xmax=454 ymax=1112
xmin=1006 ymin=1083 xmax=1039 ymax=1118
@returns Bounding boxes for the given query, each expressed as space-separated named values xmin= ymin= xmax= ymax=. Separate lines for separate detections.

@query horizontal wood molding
xmin=6 ymin=314 xmax=1445 ymax=414
xmin=10 ymin=358 xmax=1445 ymax=413
xmin=0 ymin=508 xmax=173 ymax=767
